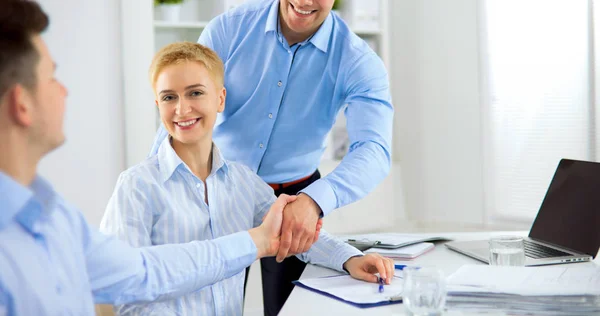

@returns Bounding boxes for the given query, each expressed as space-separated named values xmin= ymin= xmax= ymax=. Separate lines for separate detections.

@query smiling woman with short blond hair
xmin=100 ymin=41 xmax=394 ymax=315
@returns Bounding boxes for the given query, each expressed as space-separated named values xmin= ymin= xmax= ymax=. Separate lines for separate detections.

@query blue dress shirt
xmin=0 ymin=171 xmax=259 ymax=315
xmin=101 ymin=137 xmax=363 ymax=315
xmin=149 ymin=0 xmax=394 ymax=216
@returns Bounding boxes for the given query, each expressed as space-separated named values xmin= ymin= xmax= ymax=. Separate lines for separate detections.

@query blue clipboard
xmin=292 ymin=277 xmax=403 ymax=308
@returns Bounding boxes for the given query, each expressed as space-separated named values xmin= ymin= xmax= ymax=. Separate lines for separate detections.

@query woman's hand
xmin=343 ymin=253 xmax=395 ymax=284
xmin=249 ymin=194 xmax=297 ymax=258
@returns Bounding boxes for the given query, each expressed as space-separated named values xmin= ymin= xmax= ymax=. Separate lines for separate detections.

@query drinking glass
xmin=402 ymin=266 xmax=446 ymax=316
xmin=489 ymin=235 xmax=526 ymax=266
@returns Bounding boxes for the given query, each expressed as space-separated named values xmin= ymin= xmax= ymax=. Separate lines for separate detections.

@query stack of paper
xmin=445 ymin=265 xmax=600 ymax=315
xmin=365 ymin=242 xmax=435 ymax=259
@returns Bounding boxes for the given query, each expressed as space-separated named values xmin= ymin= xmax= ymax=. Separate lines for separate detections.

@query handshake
xmin=248 ymin=194 xmax=396 ymax=285
xmin=248 ymin=194 xmax=318 ymax=260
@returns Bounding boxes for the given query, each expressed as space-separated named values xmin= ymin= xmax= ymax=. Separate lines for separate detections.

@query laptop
xmin=446 ymin=158 xmax=600 ymax=266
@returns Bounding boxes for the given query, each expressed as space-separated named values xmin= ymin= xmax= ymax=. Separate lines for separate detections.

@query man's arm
xmin=84 ymin=194 xmax=293 ymax=305
xmin=277 ymin=51 xmax=393 ymax=259
xmin=301 ymin=51 xmax=393 ymax=216
xmin=88 ymin=222 xmax=257 ymax=305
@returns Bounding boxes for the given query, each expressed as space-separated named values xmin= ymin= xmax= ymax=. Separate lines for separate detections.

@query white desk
xmin=280 ymin=231 xmax=599 ymax=316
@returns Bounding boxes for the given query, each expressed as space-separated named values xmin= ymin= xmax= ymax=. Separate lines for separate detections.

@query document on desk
xmin=447 ymin=264 xmax=600 ymax=296
xmin=446 ymin=265 xmax=600 ymax=315
xmin=293 ymin=274 xmax=404 ymax=308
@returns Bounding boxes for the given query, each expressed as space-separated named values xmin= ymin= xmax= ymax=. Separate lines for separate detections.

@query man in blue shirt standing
xmin=149 ymin=0 xmax=393 ymax=314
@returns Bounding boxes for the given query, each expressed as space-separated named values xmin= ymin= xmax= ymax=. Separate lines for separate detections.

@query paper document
xmin=445 ymin=265 xmax=600 ymax=315
xmin=294 ymin=274 xmax=404 ymax=306
xmin=341 ymin=233 xmax=450 ymax=249
xmin=365 ymin=242 xmax=435 ymax=259
xmin=447 ymin=264 xmax=600 ymax=296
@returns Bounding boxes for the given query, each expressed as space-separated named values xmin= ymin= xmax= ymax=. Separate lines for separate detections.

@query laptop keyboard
xmin=524 ymin=240 xmax=572 ymax=259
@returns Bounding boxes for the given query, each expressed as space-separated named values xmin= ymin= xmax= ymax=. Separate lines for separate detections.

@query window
xmin=481 ymin=0 xmax=594 ymax=222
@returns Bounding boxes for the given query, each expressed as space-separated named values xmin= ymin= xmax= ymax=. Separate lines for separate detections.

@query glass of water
xmin=489 ymin=235 xmax=526 ymax=266
xmin=402 ymin=266 xmax=446 ymax=316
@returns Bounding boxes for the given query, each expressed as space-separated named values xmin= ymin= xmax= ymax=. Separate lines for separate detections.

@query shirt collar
xmin=157 ymin=136 xmax=229 ymax=183
xmin=309 ymin=12 xmax=333 ymax=53
xmin=264 ymin=0 xmax=280 ymax=34
xmin=265 ymin=0 xmax=332 ymax=53
xmin=0 ymin=171 xmax=56 ymax=233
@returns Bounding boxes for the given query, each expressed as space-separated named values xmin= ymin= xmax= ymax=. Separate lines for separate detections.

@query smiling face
xmin=279 ymin=0 xmax=335 ymax=43
xmin=154 ymin=61 xmax=225 ymax=147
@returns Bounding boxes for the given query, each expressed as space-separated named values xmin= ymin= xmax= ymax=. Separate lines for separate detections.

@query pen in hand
xmin=378 ymin=277 xmax=385 ymax=293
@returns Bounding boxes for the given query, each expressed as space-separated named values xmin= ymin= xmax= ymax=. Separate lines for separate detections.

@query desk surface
xmin=280 ymin=231 xmax=600 ymax=316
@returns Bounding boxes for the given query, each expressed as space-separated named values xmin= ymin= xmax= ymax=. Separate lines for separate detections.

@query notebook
xmin=292 ymin=274 xmax=404 ymax=308
xmin=365 ymin=242 xmax=435 ymax=259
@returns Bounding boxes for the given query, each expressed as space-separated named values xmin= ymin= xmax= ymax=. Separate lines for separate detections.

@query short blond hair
xmin=149 ymin=42 xmax=224 ymax=90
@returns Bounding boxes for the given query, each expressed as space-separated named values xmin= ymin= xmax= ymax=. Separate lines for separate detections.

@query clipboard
xmin=365 ymin=242 xmax=435 ymax=259
xmin=345 ymin=239 xmax=380 ymax=251
xmin=344 ymin=233 xmax=451 ymax=249
xmin=292 ymin=275 xmax=403 ymax=308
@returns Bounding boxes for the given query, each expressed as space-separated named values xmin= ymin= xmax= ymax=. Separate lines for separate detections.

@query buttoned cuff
xmin=300 ymin=179 xmax=337 ymax=217
xmin=213 ymin=231 xmax=257 ymax=276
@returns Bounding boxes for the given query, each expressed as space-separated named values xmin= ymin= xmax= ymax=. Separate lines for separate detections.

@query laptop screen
xmin=529 ymin=159 xmax=600 ymax=258
xmin=529 ymin=159 xmax=600 ymax=256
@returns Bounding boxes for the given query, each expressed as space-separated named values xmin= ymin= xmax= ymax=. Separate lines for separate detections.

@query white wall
xmin=122 ymin=1 xmax=157 ymax=167
xmin=320 ymin=0 xmax=496 ymax=233
xmin=389 ymin=0 xmax=486 ymax=226
xmin=319 ymin=161 xmax=406 ymax=234
xmin=37 ymin=0 xmax=125 ymax=227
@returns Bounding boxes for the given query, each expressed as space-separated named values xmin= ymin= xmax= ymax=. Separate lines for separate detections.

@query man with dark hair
xmin=0 ymin=0 xmax=48 ymax=99
xmin=0 ymin=1 xmax=308 ymax=314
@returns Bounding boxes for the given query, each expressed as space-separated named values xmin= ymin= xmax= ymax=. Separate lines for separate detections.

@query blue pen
xmin=395 ymin=264 xmax=420 ymax=270
xmin=378 ymin=277 xmax=384 ymax=293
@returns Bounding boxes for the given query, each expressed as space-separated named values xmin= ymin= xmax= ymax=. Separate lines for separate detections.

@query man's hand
xmin=276 ymin=193 xmax=322 ymax=262
xmin=249 ymin=194 xmax=297 ymax=259
xmin=343 ymin=253 xmax=395 ymax=284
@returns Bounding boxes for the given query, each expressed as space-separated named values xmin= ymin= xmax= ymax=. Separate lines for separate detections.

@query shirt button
xmin=268 ymin=113 xmax=273 ymax=119
xmin=196 ymin=183 xmax=201 ymax=188
xmin=56 ymin=284 xmax=62 ymax=294
xmin=259 ymin=143 xmax=264 ymax=148
xmin=277 ymin=81 xmax=282 ymax=87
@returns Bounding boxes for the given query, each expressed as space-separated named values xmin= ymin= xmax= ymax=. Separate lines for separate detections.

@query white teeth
xmin=292 ymin=5 xmax=312 ymax=15
xmin=176 ymin=119 xmax=197 ymax=127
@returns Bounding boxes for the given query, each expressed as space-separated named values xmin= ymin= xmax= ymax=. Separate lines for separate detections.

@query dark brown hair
xmin=0 ymin=0 xmax=49 ymax=99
